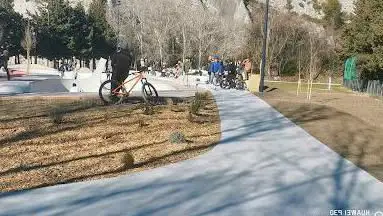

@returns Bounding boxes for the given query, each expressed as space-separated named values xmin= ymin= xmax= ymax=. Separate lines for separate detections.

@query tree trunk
xmin=26 ymin=49 xmax=30 ymax=74
xmin=17 ymin=55 xmax=20 ymax=64
xmin=198 ymin=40 xmax=202 ymax=70
xmin=34 ymin=55 xmax=37 ymax=64
xmin=182 ymin=25 xmax=186 ymax=77
xmin=85 ymin=59 xmax=90 ymax=68
xmin=53 ymin=59 xmax=58 ymax=69
xmin=159 ymin=47 xmax=163 ymax=68
xmin=139 ymin=35 xmax=143 ymax=58
xmin=92 ymin=58 xmax=96 ymax=71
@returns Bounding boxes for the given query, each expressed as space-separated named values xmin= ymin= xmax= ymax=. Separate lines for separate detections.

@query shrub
xmin=122 ymin=152 xmax=135 ymax=169
xmin=138 ymin=119 xmax=147 ymax=127
xmin=187 ymin=111 xmax=194 ymax=122
xmin=49 ymin=107 xmax=65 ymax=124
xmin=190 ymin=98 xmax=202 ymax=115
xmin=165 ymin=98 xmax=174 ymax=106
xmin=190 ymin=92 xmax=208 ymax=115
xmin=143 ymin=104 xmax=154 ymax=115
xmin=195 ymin=91 xmax=209 ymax=100
xmin=169 ymin=131 xmax=186 ymax=144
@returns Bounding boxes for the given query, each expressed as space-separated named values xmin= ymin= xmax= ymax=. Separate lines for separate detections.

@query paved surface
xmin=0 ymin=86 xmax=382 ymax=216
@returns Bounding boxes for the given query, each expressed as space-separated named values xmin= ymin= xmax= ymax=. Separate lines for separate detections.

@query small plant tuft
xmin=49 ymin=107 xmax=66 ymax=124
xmin=138 ymin=119 xmax=147 ymax=127
xmin=190 ymin=91 xmax=209 ymax=115
xmin=169 ymin=131 xmax=186 ymax=144
xmin=143 ymin=104 xmax=154 ymax=115
xmin=122 ymin=152 xmax=135 ymax=169
xmin=195 ymin=91 xmax=209 ymax=100
xmin=190 ymin=97 xmax=202 ymax=115
xmin=187 ymin=111 xmax=194 ymax=122
xmin=165 ymin=98 xmax=174 ymax=106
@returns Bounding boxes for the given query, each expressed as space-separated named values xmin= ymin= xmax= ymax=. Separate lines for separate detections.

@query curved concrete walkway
xmin=0 ymin=88 xmax=383 ymax=216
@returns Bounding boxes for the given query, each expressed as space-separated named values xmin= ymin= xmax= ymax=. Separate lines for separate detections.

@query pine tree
xmin=88 ymin=0 xmax=116 ymax=59
xmin=31 ymin=0 xmax=73 ymax=60
xmin=0 ymin=3 xmax=24 ymax=57
xmin=322 ymin=0 xmax=343 ymax=29
xmin=342 ymin=0 xmax=383 ymax=80
xmin=67 ymin=3 xmax=92 ymax=60
xmin=0 ymin=0 xmax=14 ymax=10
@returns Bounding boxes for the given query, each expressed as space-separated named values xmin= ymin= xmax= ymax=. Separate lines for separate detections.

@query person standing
xmin=207 ymin=56 xmax=213 ymax=84
xmin=242 ymin=58 xmax=252 ymax=80
xmin=0 ymin=46 xmax=10 ymax=80
xmin=209 ymin=55 xmax=223 ymax=84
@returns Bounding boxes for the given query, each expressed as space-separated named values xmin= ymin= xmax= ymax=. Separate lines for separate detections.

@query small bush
xmin=187 ymin=111 xmax=194 ymax=122
xmin=165 ymin=98 xmax=174 ymax=106
xmin=122 ymin=152 xmax=135 ymax=169
xmin=195 ymin=92 xmax=209 ymax=100
xmin=143 ymin=104 xmax=154 ymax=115
xmin=49 ymin=107 xmax=65 ymax=124
xmin=138 ymin=119 xmax=147 ymax=127
xmin=190 ymin=97 xmax=202 ymax=115
xmin=169 ymin=131 xmax=186 ymax=144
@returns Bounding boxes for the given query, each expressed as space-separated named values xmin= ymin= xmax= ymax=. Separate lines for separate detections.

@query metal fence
xmin=344 ymin=79 xmax=383 ymax=97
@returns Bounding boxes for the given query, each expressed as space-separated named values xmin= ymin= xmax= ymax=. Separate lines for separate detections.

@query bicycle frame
xmin=112 ymin=72 xmax=147 ymax=96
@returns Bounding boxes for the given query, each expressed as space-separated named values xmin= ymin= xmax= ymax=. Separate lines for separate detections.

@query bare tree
xmin=21 ymin=21 xmax=34 ymax=75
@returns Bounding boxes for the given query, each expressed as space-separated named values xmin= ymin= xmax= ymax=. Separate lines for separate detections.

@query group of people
xmin=207 ymin=55 xmax=252 ymax=84
xmin=0 ymin=46 xmax=10 ymax=80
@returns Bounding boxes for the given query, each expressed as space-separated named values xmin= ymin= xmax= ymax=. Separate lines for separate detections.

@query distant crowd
xmin=206 ymin=55 xmax=252 ymax=84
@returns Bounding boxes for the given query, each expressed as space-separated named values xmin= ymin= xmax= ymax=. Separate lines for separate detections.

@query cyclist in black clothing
xmin=111 ymin=45 xmax=133 ymax=90
xmin=225 ymin=61 xmax=237 ymax=80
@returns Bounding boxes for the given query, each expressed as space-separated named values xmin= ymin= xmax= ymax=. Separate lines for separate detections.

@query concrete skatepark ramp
xmin=1 ymin=58 xmax=180 ymax=95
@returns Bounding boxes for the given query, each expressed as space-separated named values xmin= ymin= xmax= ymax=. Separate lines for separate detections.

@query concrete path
xmin=0 ymin=88 xmax=383 ymax=216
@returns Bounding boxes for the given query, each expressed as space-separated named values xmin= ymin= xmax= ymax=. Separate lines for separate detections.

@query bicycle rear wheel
xmin=142 ymin=82 xmax=159 ymax=105
xmin=220 ymin=79 xmax=230 ymax=89
xmin=99 ymin=79 xmax=126 ymax=105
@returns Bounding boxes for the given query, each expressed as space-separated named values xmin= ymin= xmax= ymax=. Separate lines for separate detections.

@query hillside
xmin=13 ymin=0 xmax=93 ymax=17
xmin=199 ymin=0 xmax=354 ymax=22
xmin=14 ymin=0 xmax=354 ymax=19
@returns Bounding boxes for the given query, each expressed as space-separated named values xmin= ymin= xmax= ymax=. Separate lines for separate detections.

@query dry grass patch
xmin=259 ymin=83 xmax=383 ymax=182
xmin=0 ymin=93 xmax=220 ymax=192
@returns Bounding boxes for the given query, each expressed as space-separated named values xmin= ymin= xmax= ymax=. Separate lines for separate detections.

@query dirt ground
xmin=259 ymin=82 xmax=383 ymax=182
xmin=0 ymin=93 xmax=220 ymax=192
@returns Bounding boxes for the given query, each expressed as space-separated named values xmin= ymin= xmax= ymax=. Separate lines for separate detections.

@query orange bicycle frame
xmin=112 ymin=71 xmax=146 ymax=96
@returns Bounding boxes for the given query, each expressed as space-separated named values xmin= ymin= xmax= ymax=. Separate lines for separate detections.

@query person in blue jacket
xmin=208 ymin=55 xmax=223 ymax=84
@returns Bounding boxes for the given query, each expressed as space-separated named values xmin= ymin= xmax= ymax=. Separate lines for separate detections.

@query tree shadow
xmin=0 ymin=91 xmax=382 ymax=215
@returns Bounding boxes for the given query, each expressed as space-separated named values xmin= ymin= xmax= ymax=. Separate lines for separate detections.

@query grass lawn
xmin=0 ymin=93 xmax=220 ymax=192
xmin=259 ymin=81 xmax=383 ymax=182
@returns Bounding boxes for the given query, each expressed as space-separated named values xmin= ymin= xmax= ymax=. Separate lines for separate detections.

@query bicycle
xmin=99 ymin=70 xmax=159 ymax=105
xmin=235 ymin=74 xmax=247 ymax=90
xmin=212 ymin=72 xmax=224 ymax=86
xmin=220 ymin=72 xmax=236 ymax=89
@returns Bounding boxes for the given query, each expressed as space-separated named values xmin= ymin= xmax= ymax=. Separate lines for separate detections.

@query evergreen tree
xmin=0 ymin=0 xmax=14 ymax=10
xmin=88 ymin=0 xmax=116 ymax=58
xmin=31 ymin=0 xmax=73 ymax=60
xmin=322 ymin=0 xmax=344 ymax=29
xmin=0 ymin=4 xmax=24 ymax=56
xmin=67 ymin=3 xmax=92 ymax=60
xmin=342 ymin=0 xmax=383 ymax=80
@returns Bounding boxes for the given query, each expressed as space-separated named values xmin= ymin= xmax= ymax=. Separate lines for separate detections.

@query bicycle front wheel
xmin=99 ymin=79 xmax=125 ymax=105
xmin=142 ymin=82 xmax=159 ymax=105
